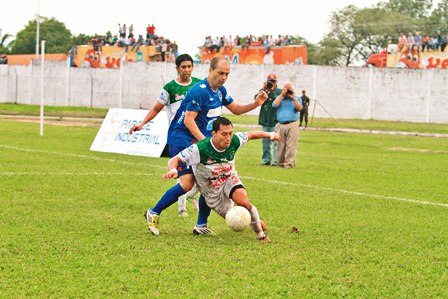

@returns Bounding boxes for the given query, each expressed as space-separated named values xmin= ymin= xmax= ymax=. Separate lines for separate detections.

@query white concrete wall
xmin=1 ymin=61 xmax=447 ymax=123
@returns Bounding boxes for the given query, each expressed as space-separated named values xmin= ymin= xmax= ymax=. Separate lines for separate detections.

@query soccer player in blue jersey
xmin=144 ymin=56 xmax=268 ymax=236
xmin=163 ymin=117 xmax=280 ymax=242
xmin=129 ymin=54 xmax=200 ymax=217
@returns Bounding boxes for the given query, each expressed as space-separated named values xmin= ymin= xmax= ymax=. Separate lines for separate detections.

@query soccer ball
xmin=225 ymin=206 xmax=251 ymax=232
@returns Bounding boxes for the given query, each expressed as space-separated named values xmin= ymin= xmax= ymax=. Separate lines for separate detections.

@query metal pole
xmin=35 ymin=0 xmax=40 ymax=60
xmin=119 ymin=56 xmax=124 ymax=108
xmin=40 ymin=40 xmax=45 ymax=136
xmin=66 ymin=57 xmax=70 ymax=106
xmin=29 ymin=60 xmax=33 ymax=104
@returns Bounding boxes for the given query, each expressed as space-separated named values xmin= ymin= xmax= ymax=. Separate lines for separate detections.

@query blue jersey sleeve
xmin=185 ymin=86 xmax=206 ymax=113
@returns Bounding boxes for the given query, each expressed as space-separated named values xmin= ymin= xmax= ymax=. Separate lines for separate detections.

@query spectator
xmin=413 ymin=32 xmax=422 ymax=51
xmin=118 ymin=23 xmax=126 ymax=38
xmin=429 ymin=36 xmax=437 ymax=51
xmin=422 ymin=34 xmax=429 ymax=52
xmin=436 ymin=35 xmax=442 ymax=51
xmin=273 ymin=82 xmax=302 ymax=168
xmin=299 ymin=90 xmax=310 ymax=128
xmin=131 ymin=35 xmax=144 ymax=52
xmin=160 ymin=38 xmax=168 ymax=62
xmin=111 ymin=35 xmax=118 ymax=45
xmin=398 ymin=32 xmax=407 ymax=51
xmin=257 ymin=73 xmax=281 ymax=166
xmin=170 ymin=41 xmax=179 ymax=59
xmin=0 ymin=54 xmax=8 ymax=65
xmin=441 ymin=34 xmax=447 ymax=52
xmin=407 ymin=32 xmax=415 ymax=51
xmin=146 ymin=24 xmax=156 ymax=39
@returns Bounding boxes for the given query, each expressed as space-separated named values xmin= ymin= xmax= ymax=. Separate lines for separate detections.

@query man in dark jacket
xmin=257 ymin=74 xmax=281 ymax=166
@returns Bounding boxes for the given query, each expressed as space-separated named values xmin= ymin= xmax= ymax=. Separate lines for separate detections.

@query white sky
xmin=1 ymin=0 xmax=438 ymax=57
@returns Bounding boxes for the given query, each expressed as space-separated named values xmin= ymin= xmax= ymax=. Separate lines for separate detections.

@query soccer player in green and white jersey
xmin=162 ymin=117 xmax=280 ymax=242
xmin=129 ymin=54 xmax=200 ymax=217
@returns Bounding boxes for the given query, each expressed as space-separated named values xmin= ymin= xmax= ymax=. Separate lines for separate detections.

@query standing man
xmin=257 ymin=74 xmax=281 ymax=166
xmin=273 ymin=82 xmax=302 ymax=169
xmin=129 ymin=54 xmax=200 ymax=217
xmin=163 ymin=117 xmax=279 ymax=242
xmin=299 ymin=90 xmax=310 ymax=128
xmin=144 ymin=56 xmax=268 ymax=236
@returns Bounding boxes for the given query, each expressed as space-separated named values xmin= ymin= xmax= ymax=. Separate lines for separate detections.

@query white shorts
xmin=204 ymin=175 xmax=244 ymax=218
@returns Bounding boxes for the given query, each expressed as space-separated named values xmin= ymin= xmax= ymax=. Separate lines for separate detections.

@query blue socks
xmin=151 ymin=184 xmax=185 ymax=215
xmin=196 ymin=194 xmax=211 ymax=226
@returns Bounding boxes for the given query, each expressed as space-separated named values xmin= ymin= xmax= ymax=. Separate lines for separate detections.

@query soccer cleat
xmin=144 ymin=210 xmax=160 ymax=236
xmin=193 ymin=225 xmax=214 ymax=235
xmin=178 ymin=209 xmax=189 ymax=217
xmin=187 ymin=197 xmax=199 ymax=212
xmin=257 ymin=234 xmax=271 ymax=243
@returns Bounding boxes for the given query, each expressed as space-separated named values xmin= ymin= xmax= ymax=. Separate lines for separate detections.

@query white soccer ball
xmin=225 ymin=206 xmax=251 ymax=232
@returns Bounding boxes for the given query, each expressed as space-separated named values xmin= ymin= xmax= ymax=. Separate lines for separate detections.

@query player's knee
xmin=179 ymin=176 xmax=195 ymax=191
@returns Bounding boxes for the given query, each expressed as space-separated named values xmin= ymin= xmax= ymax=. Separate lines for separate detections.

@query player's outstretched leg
xmin=145 ymin=183 xmax=186 ymax=235
xmin=177 ymin=194 xmax=188 ymax=217
xmin=193 ymin=194 xmax=213 ymax=235
xmin=248 ymin=205 xmax=271 ymax=243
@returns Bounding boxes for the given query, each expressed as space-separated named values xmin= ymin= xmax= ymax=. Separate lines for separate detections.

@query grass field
xmin=1 ymin=114 xmax=448 ymax=297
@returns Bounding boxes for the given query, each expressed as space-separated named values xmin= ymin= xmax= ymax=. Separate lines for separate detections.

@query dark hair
xmin=212 ymin=117 xmax=233 ymax=131
xmin=175 ymin=54 xmax=193 ymax=67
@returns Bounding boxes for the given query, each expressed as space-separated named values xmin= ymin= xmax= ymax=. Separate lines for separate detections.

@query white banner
xmin=90 ymin=108 xmax=169 ymax=157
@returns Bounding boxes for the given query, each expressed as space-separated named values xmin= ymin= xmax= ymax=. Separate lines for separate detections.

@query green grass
xmin=1 ymin=103 xmax=447 ymax=134
xmin=1 ymin=116 xmax=448 ymax=297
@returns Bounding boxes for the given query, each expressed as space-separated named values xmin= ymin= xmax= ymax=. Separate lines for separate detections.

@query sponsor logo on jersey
xmin=174 ymin=94 xmax=185 ymax=101
xmin=200 ymin=84 xmax=206 ymax=89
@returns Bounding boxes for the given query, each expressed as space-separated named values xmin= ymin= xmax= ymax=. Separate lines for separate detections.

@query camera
xmin=286 ymin=89 xmax=294 ymax=96
xmin=266 ymin=80 xmax=274 ymax=90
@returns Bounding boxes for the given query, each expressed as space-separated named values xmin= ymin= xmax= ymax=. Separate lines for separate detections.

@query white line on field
xmin=242 ymin=176 xmax=448 ymax=208
xmin=0 ymin=145 xmax=165 ymax=169
xmin=2 ymin=144 xmax=447 ymax=209
xmin=0 ymin=172 xmax=154 ymax=176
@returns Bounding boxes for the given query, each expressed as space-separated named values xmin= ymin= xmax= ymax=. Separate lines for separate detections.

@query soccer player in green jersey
xmin=129 ymin=54 xmax=200 ymax=217
xmin=162 ymin=117 xmax=280 ymax=242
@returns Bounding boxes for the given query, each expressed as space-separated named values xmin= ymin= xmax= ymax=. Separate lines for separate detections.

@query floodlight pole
xmin=40 ymin=40 xmax=45 ymax=136
xmin=35 ymin=0 xmax=40 ymax=60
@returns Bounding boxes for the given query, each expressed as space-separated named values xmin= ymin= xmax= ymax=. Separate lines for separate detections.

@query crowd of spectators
xmin=202 ymin=35 xmax=293 ymax=54
xmin=88 ymin=24 xmax=179 ymax=61
xmin=398 ymin=32 xmax=448 ymax=52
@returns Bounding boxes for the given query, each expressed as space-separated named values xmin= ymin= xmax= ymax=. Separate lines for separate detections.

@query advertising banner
xmin=90 ymin=108 xmax=168 ymax=157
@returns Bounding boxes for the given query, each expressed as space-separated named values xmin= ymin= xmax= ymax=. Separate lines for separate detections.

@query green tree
xmin=10 ymin=16 xmax=72 ymax=54
xmin=0 ymin=29 xmax=13 ymax=53
xmin=378 ymin=0 xmax=433 ymax=18
xmin=314 ymin=37 xmax=343 ymax=66
xmin=319 ymin=5 xmax=365 ymax=66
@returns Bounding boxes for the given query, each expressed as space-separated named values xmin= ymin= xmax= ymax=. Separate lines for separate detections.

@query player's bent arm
xmin=246 ymin=131 xmax=280 ymax=141
xmin=162 ymin=156 xmax=182 ymax=180
xmin=129 ymin=102 xmax=164 ymax=134
xmin=184 ymin=111 xmax=206 ymax=140
xmin=226 ymin=91 xmax=268 ymax=115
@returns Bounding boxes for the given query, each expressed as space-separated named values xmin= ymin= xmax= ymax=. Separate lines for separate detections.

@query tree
xmin=319 ymin=5 xmax=365 ymax=66
xmin=378 ymin=0 xmax=433 ymax=18
xmin=10 ymin=16 xmax=72 ymax=54
xmin=314 ymin=37 xmax=343 ymax=66
xmin=0 ymin=29 xmax=13 ymax=53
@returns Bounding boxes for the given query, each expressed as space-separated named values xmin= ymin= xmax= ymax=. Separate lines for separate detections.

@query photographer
xmin=273 ymin=82 xmax=302 ymax=168
xmin=256 ymin=74 xmax=281 ymax=166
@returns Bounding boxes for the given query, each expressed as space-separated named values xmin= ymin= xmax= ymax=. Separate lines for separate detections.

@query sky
xmin=0 ymin=0 xmax=430 ymax=57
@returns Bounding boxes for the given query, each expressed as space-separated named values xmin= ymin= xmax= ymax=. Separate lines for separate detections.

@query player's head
xmin=175 ymin=54 xmax=194 ymax=81
xmin=212 ymin=117 xmax=233 ymax=150
xmin=208 ymin=57 xmax=230 ymax=90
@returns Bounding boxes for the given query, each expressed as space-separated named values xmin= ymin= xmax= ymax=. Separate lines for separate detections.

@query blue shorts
xmin=169 ymin=145 xmax=193 ymax=177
